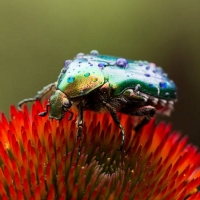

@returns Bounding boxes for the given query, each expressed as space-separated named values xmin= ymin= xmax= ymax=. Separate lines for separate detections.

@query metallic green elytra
xmin=18 ymin=50 xmax=177 ymax=150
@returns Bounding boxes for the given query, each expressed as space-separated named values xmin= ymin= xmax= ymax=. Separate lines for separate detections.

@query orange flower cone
xmin=0 ymin=101 xmax=200 ymax=199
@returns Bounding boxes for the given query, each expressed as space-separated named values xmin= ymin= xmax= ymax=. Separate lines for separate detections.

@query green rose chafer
xmin=18 ymin=50 xmax=177 ymax=150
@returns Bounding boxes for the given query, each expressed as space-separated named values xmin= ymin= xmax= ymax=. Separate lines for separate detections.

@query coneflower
xmin=0 ymin=101 xmax=200 ymax=200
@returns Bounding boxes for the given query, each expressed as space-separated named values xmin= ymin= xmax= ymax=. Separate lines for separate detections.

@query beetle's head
xmin=39 ymin=90 xmax=73 ymax=121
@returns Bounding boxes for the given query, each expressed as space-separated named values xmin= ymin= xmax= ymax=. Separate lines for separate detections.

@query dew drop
xmin=165 ymin=92 xmax=170 ymax=97
xmin=159 ymin=81 xmax=167 ymax=89
xmin=76 ymin=53 xmax=85 ymax=58
xmin=67 ymin=76 xmax=75 ymax=83
xmin=98 ymin=63 xmax=105 ymax=68
xmin=162 ymin=73 xmax=168 ymax=77
xmin=145 ymin=73 xmax=150 ymax=77
xmin=146 ymin=66 xmax=150 ymax=70
xmin=84 ymin=72 xmax=90 ymax=77
xmin=116 ymin=58 xmax=128 ymax=68
xmin=138 ymin=61 xmax=143 ymax=66
xmin=90 ymin=50 xmax=99 ymax=56
xmin=149 ymin=83 xmax=153 ymax=87
xmin=92 ymin=77 xmax=98 ymax=82
xmin=64 ymin=60 xmax=72 ymax=66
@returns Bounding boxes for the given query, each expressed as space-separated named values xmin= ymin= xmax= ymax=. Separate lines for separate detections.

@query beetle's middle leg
xmin=103 ymin=101 xmax=125 ymax=151
xmin=77 ymin=102 xmax=84 ymax=139
xmin=131 ymin=105 xmax=156 ymax=132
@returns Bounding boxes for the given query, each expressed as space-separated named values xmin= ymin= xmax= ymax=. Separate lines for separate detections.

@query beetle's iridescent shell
xmin=96 ymin=55 xmax=176 ymax=99
xmin=57 ymin=52 xmax=177 ymax=100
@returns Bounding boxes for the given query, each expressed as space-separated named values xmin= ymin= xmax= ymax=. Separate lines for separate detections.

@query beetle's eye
xmin=62 ymin=98 xmax=72 ymax=108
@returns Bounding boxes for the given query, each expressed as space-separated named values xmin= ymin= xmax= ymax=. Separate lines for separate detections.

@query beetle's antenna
xmin=38 ymin=103 xmax=50 ymax=117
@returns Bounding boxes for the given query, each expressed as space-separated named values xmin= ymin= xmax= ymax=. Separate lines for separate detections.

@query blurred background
xmin=0 ymin=0 xmax=200 ymax=146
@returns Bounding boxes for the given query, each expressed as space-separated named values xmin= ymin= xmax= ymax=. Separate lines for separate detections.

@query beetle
xmin=18 ymin=50 xmax=177 ymax=150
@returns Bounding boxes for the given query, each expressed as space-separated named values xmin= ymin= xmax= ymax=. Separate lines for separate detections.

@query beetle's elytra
xmin=18 ymin=50 xmax=177 ymax=150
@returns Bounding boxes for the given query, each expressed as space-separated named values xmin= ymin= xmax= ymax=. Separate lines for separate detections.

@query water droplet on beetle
xmin=138 ymin=61 xmax=143 ymax=66
xmin=162 ymin=73 xmax=168 ymax=77
xmin=67 ymin=76 xmax=75 ymax=83
xmin=144 ymin=61 xmax=149 ymax=65
xmin=90 ymin=50 xmax=99 ymax=56
xmin=84 ymin=72 xmax=90 ymax=77
xmin=145 ymin=73 xmax=150 ymax=77
xmin=149 ymin=83 xmax=153 ymax=87
xmin=159 ymin=81 xmax=167 ymax=89
xmin=146 ymin=66 xmax=150 ymax=70
xmin=98 ymin=63 xmax=105 ymax=68
xmin=165 ymin=92 xmax=170 ymax=97
xmin=116 ymin=58 xmax=128 ymax=68
xmin=92 ymin=77 xmax=98 ymax=82
xmin=153 ymin=69 xmax=158 ymax=73
xmin=76 ymin=53 xmax=85 ymax=58
xmin=64 ymin=60 xmax=72 ymax=66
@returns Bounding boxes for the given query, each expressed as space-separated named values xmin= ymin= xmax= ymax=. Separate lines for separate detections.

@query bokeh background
xmin=0 ymin=1 xmax=200 ymax=146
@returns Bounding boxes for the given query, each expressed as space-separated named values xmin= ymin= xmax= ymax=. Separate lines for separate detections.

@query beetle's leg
xmin=103 ymin=101 xmax=125 ymax=151
xmin=38 ymin=103 xmax=50 ymax=117
xmin=131 ymin=105 xmax=156 ymax=132
xmin=76 ymin=101 xmax=84 ymax=156
xmin=18 ymin=82 xmax=57 ymax=109
xmin=77 ymin=101 xmax=84 ymax=141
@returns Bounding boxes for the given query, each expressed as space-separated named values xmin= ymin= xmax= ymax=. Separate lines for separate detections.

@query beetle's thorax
xmin=57 ymin=58 xmax=105 ymax=98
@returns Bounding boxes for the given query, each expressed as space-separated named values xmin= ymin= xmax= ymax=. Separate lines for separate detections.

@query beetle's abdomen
xmin=57 ymin=57 xmax=104 ymax=98
xmin=102 ymin=61 xmax=177 ymax=100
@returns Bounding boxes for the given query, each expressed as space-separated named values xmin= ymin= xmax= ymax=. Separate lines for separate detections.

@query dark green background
xmin=0 ymin=1 xmax=200 ymax=146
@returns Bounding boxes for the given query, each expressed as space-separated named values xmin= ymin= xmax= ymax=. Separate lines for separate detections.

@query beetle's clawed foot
xmin=38 ymin=111 xmax=48 ymax=117
xmin=38 ymin=103 xmax=50 ymax=117
xmin=117 ymin=145 xmax=126 ymax=154
xmin=67 ymin=110 xmax=74 ymax=121
xmin=117 ymin=146 xmax=123 ymax=152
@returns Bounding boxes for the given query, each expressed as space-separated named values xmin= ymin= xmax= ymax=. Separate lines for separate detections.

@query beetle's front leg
xmin=103 ymin=101 xmax=125 ymax=151
xmin=18 ymin=82 xmax=57 ymax=109
xmin=132 ymin=105 xmax=156 ymax=132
